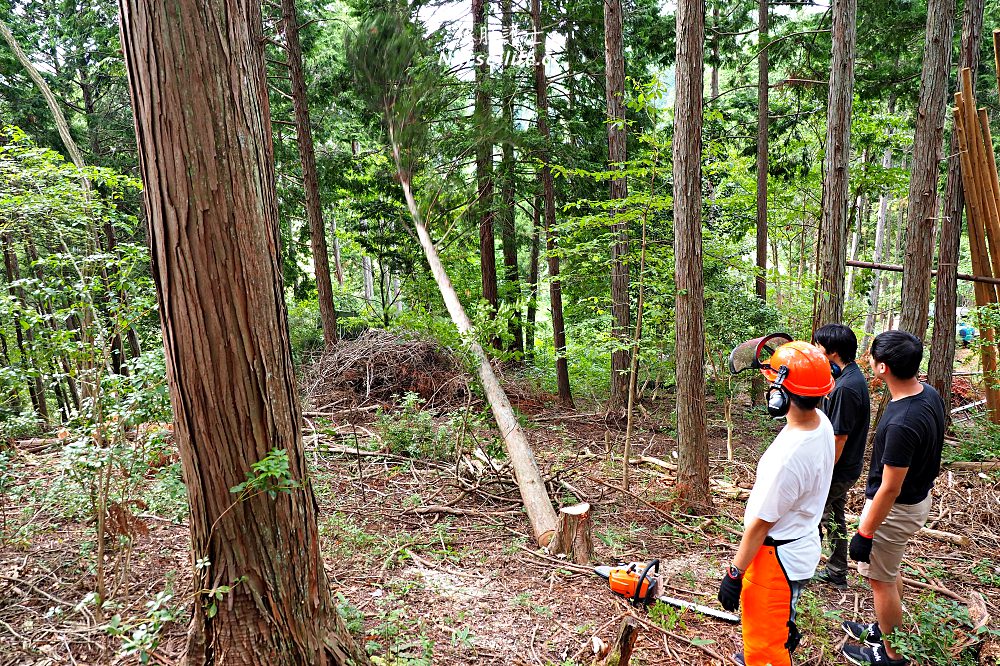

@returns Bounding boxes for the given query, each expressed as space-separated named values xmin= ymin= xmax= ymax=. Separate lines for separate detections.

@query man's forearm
xmin=859 ymin=486 xmax=900 ymax=535
xmin=732 ymin=519 xmax=773 ymax=571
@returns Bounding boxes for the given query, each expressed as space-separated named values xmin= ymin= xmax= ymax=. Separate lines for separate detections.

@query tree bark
xmin=499 ymin=0 xmax=523 ymax=357
xmin=710 ymin=6 xmax=720 ymax=100
xmin=605 ymin=0 xmax=630 ymax=411
xmin=930 ymin=0 xmax=983 ymax=402
xmin=813 ymin=0 xmax=857 ymax=331
xmin=898 ymin=0 xmax=956 ymax=339
xmin=282 ymin=0 xmax=339 ymax=347
xmin=533 ymin=0 xmax=572 ymax=406
xmin=117 ymin=1 xmax=364 ymax=662
xmin=755 ymin=0 xmax=768 ymax=302
xmin=474 ymin=0 xmax=499 ymax=333
xmin=551 ymin=502 xmax=594 ymax=564
xmin=673 ymin=0 xmax=709 ymax=508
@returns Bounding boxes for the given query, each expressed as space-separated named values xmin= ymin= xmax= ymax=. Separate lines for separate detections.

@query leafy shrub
xmin=888 ymin=593 xmax=987 ymax=666
xmin=375 ymin=392 xmax=455 ymax=460
xmin=287 ymin=298 xmax=325 ymax=365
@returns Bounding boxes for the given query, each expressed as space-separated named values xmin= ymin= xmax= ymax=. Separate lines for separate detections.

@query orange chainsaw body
xmin=608 ymin=568 xmax=652 ymax=598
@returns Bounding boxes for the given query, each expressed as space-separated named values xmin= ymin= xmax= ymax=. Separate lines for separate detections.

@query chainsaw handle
xmin=634 ymin=559 xmax=660 ymax=604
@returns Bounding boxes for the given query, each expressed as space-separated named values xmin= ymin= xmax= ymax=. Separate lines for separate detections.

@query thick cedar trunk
xmin=474 ymin=0 xmax=499 ymax=329
xmin=673 ymin=0 xmax=709 ymax=507
xmin=2 ymin=234 xmax=48 ymax=424
xmin=526 ymin=198 xmax=542 ymax=361
xmin=755 ymin=0 xmax=768 ymax=301
xmin=117 ymin=2 xmax=363 ymax=663
xmin=282 ymin=0 xmax=339 ymax=347
xmin=814 ymin=0 xmax=857 ymax=331
xmin=605 ymin=0 xmax=630 ymax=410
xmin=499 ymin=0 xmax=524 ymax=356
xmin=930 ymin=0 xmax=983 ymax=401
xmin=898 ymin=0 xmax=956 ymax=339
xmin=533 ymin=0 xmax=572 ymax=406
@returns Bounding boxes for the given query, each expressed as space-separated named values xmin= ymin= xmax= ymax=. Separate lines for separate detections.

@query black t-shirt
xmin=865 ymin=383 xmax=946 ymax=504
xmin=822 ymin=362 xmax=871 ymax=483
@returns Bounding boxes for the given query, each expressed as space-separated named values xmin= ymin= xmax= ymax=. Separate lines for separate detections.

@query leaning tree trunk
xmin=929 ymin=0 xmax=983 ymax=403
xmin=117 ymin=1 xmax=364 ymax=662
xmin=474 ymin=0 xmax=499 ymax=337
xmin=898 ymin=0 xmax=956 ymax=339
xmin=499 ymin=0 xmax=524 ymax=357
xmin=673 ymin=0 xmax=709 ymax=508
xmin=605 ymin=0 xmax=631 ymax=412
xmin=755 ymin=0 xmax=768 ymax=302
xmin=813 ymin=0 xmax=857 ymax=331
xmin=282 ymin=0 xmax=339 ymax=347
xmin=389 ymin=152 xmax=560 ymax=545
xmin=533 ymin=0 xmax=573 ymax=406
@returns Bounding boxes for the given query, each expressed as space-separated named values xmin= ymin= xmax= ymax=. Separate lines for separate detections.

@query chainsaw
xmin=594 ymin=559 xmax=740 ymax=624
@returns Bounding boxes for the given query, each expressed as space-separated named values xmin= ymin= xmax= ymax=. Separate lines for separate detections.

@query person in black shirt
xmin=841 ymin=331 xmax=946 ymax=666
xmin=811 ymin=324 xmax=871 ymax=590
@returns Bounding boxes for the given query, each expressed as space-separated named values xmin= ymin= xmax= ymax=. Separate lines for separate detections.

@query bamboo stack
xmin=954 ymin=60 xmax=1000 ymax=423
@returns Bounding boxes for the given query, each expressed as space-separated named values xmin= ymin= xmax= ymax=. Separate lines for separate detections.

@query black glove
xmin=718 ymin=567 xmax=743 ymax=612
xmin=849 ymin=532 xmax=873 ymax=563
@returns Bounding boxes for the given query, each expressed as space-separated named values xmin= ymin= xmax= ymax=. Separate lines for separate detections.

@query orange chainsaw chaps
xmin=740 ymin=545 xmax=798 ymax=666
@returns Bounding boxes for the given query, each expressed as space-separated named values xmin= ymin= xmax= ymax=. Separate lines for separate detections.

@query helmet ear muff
xmin=766 ymin=365 xmax=790 ymax=418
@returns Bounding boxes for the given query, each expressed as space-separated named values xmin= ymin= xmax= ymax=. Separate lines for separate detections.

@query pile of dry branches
xmin=301 ymin=329 xmax=471 ymax=411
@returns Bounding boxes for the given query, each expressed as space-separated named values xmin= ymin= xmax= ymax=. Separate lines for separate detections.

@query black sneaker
xmin=731 ymin=653 xmax=745 ymax=666
xmin=842 ymin=620 xmax=883 ymax=646
xmin=842 ymin=642 xmax=908 ymax=665
xmin=813 ymin=567 xmax=849 ymax=590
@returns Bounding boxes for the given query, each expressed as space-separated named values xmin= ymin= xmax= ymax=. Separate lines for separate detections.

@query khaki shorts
xmin=857 ymin=494 xmax=932 ymax=583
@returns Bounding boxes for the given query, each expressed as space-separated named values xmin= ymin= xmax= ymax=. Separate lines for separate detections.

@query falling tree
xmin=673 ymin=0 xmax=709 ymax=507
xmin=117 ymin=0 xmax=365 ymax=662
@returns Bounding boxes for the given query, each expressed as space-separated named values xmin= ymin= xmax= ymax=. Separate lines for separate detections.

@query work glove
xmin=849 ymin=532 xmax=873 ymax=563
xmin=718 ymin=567 xmax=743 ymax=612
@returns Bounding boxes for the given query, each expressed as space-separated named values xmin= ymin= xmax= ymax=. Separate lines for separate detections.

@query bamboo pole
xmin=954 ymin=99 xmax=1000 ymax=420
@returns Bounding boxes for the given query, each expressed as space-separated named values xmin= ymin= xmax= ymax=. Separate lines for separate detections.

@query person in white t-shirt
xmin=718 ymin=341 xmax=836 ymax=666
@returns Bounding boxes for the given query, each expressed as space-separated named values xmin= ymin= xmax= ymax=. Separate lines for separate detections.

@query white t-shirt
xmin=744 ymin=411 xmax=835 ymax=581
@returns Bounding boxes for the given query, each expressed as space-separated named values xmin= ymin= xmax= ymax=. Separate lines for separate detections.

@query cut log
xmin=970 ymin=588 xmax=1000 ymax=664
xmin=593 ymin=616 xmax=640 ymax=666
xmin=12 ymin=438 xmax=61 ymax=452
xmin=845 ymin=513 xmax=969 ymax=546
xmin=550 ymin=502 xmax=594 ymax=564
xmin=945 ymin=460 xmax=1000 ymax=471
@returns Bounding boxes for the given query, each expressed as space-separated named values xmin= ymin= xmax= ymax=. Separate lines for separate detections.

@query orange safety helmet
xmin=760 ymin=340 xmax=835 ymax=397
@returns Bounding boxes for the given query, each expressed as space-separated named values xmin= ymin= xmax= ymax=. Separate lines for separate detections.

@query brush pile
xmin=301 ymin=329 xmax=471 ymax=411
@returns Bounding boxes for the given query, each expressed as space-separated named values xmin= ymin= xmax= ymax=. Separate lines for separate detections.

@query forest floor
xmin=3 ymin=340 xmax=1000 ymax=665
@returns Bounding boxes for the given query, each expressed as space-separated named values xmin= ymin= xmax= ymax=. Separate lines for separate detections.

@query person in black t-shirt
xmin=841 ymin=331 xmax=946 ymax=666
xmin=811 ymin=324 xmax=871 ymax=590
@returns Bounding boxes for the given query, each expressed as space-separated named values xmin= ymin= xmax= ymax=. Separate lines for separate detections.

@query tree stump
xmin=549 ymin=502 xmax=593 ymax=564
xmin=593 ymin=616 xmax=640 ymax=666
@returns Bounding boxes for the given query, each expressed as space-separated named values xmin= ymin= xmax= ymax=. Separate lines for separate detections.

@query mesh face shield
xmin=728 ymin=333 xmax=793 ymax=375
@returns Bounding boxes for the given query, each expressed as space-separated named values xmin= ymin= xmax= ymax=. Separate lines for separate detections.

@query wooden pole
xmin=954 ymin=98 xmax=1000 ymax=420
xmin=845 ymin=259 xmax=1000 ymax=286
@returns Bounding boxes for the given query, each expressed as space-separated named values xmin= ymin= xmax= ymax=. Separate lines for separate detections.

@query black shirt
xmin=822 ymin=361 xmax=871 ymax=483
xmin=865 ymin=383 xmax=946 ymax=504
